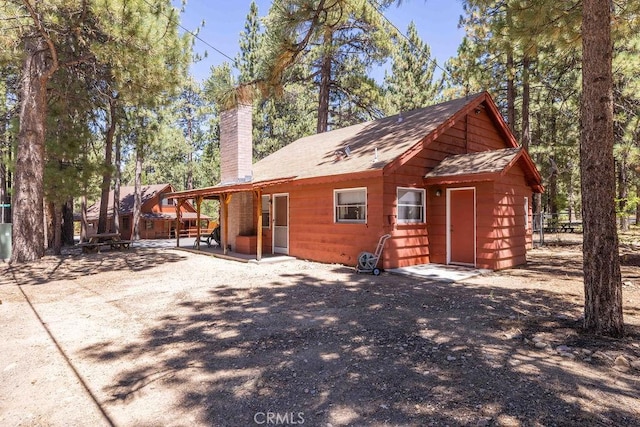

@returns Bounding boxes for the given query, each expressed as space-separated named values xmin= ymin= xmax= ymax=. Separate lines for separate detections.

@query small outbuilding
xmin=168 ymin=92 xmax=543 ymax=270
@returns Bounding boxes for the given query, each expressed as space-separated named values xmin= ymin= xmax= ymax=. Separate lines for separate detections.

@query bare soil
xmin=1 ymin=244 xmax=639 ymax=426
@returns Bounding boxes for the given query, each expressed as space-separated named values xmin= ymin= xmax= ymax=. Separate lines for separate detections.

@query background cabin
xmin=83 ymin=184 xmax=211 ymax=239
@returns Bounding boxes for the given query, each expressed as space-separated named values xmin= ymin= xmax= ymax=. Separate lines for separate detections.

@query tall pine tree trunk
xmin=133 ymin=141 xmax=143 ymax=241
xmin=532 ymin=112 xmax=543 ymax=219
xmin=0 ymin=80 xmax=8 ymax=224
xmin=80 ymin=195 xmax=88 ymax=242
xmin=581 ymin=0 xmax=624 ymax=337
xmin=97 ymin=97 xmax=116 ymax=234
xmin=11 ymin=36 xmax=50 ymax=262
xmin=114 ymin=131 xmax=121 ymax=234
xmin=316 ymin=30 xmax=333 ymax=134
xmin=186 ymin=107 xmax=194 ymax=190
xmin=520 ymin=55 xmax=531 ymax=150
xmin=62 ymin=198 xmax=74 ymax=245
xmin=506 ymin=50 xmax=516 ymax=134
xmin=548 ymin=116 xmax=559 ymax=216
xmin=51 ymin=201 xmax=62 ymax=255
xmin=548 ymin=165 xmax=558 ymax=216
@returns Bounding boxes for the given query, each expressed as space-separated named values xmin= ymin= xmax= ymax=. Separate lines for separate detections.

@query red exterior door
xmin=448 ymin=188 xmax=475 ymax=266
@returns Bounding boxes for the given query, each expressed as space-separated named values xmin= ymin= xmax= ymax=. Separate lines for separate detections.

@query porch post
xmin=175 ymin=198 xmax=184 ymax=248
xmin=195 ymin=195 xmax=203 ymax=249
xmin=221 ymin=193 xmax=231 ymax=255
xmin=255 ymin=189 xmax=263 ymax=261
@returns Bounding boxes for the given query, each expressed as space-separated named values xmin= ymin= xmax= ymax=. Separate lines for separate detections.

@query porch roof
xmin=165 ymin=177 xmax=296 ymax=200
xmin=424 ymin=147 xmax=544 ymax=192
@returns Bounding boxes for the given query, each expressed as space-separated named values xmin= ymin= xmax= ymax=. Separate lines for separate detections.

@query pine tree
xmin=234 ymin=2 xmax=316 ymax=160
xmin=237 ymin=1 xmax=262 ymax=85
xmin=384 ymin=22 xmax=443 ymax=114
xmin=581 ymin=0 xmax=624 ymax=337
xmin=261 ymin=0 xmax=392 ymax=132
xmin=0 ymin=0 xmax=190 ymax=261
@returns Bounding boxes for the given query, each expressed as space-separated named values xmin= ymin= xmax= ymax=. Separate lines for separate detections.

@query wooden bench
xmin=109 ymin=240 xmax=132 ymax=250
xmin=77 ymin=242 xmax=111 ymax=253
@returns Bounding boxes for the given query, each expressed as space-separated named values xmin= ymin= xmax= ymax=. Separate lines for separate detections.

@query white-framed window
xmin=524 ymin=196 xmax=529 ymax=230
xmin=334 ymin=187 xmax=367 ymax=223
xmin=397 ymin=187 xmax=425 ymax=224
xmin=262 ymin=195 xmax=270 ymax=228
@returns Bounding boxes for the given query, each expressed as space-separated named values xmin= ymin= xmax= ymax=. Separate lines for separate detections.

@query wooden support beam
xmin=255 ymin=189 xmax=263 ymax=261
xmin=221 ymin=193 xmax=232 ymax=255
xmin=195 ymin=196 xmax=203 ymax=249
xmin=175 ymin=198 xmax=185 ymax=248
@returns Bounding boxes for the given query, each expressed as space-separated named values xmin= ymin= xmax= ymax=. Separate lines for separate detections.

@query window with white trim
xmin=334 ymin=188 xmax=367 ymax=223
xmin=262 ymin=195 xmax=270 ymax=228
xmin=524 ymin=196 xmax=529 ymax=230
xmin=397 ymin=187 xmax=425 ymax=223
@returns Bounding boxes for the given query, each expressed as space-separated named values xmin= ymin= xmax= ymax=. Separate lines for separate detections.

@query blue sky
xmin=175 ymin=0 xmax=466 ymax=82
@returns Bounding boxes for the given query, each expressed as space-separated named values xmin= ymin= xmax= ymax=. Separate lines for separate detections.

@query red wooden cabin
xmin=84 ymin=184 xmax=210 ymax=239
xmin=169 ymin=92 xmax=543 ymax=270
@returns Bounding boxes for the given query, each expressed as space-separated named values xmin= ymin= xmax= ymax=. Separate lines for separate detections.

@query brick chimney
xmin=219 ymin=102 xmax=254 ymax=249
xmin=220 ymin=103 xmax=252 ymax=184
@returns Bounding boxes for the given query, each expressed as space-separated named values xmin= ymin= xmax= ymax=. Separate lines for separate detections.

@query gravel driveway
xmin=1 ymin=246 xmax=639 ymax=426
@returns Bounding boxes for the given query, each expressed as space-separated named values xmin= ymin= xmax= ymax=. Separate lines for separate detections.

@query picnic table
xmin=78 ymin=232 xmax=132 ymax=253
xmin=559 ymin=221 xmax=582 ymax=233
xmin=544 ymin=221 xmax=582 ymax=233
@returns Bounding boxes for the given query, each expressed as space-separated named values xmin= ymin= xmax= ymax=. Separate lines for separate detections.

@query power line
xmin=178 ymin=22 xmax=236 ymax=63
xmin=142 ymin=0 xmax=236 ymax=64
xmin=150 ymin=0 xmax=454 ymax=83
xmin=366 ymin=0 xmax=455 ymax=81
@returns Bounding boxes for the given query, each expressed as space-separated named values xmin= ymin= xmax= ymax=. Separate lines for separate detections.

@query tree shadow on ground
xmin=0 ymin=248 xmax=187 ymax=287
xmin=81 ymin=262 xmax=640 ymax=426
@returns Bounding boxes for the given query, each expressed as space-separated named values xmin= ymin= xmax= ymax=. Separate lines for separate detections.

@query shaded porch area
xmin=175 ymin=237 xmax=296 ymax=264
xmin=166 ymin=178 xmax=294 ymax=262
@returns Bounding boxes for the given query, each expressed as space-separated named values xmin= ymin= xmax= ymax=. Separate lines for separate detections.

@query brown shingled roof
xmin=251 ymin=93 xmax=488 ymax=183
xmin=424 ymin=147 xmax=544 ymax=193
xmin=425 ymin=147 xmax=522 ymax=178
xmin=85 ymin=184 xmax=172 ymax=220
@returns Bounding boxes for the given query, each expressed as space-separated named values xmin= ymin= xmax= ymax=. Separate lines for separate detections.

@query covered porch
xmin=173 ymin=237 xmax=296 ymax=264
xmin=166 ymin=178 xmax=293 ymax=261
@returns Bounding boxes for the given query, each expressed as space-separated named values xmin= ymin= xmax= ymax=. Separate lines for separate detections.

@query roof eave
xmin=424 ymin=172 xmax=499 ymax=186
xmin=166 ymin=177 xmax=297 ymax=200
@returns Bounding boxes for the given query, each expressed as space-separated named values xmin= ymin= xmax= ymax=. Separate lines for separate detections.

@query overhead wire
xmin=145 ymin=0 xmax=457 ymax=84
xmin=141 ymin=0 xmax=236 ymax=64
xmin=366 ymin=0 xmax=455 ymax=81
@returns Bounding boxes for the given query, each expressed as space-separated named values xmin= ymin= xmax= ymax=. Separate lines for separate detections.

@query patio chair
xmin=197 ymin=225 xmax=220 ymax=248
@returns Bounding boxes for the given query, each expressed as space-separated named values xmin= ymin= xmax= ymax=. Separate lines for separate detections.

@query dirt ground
xmin=1 ymin=244 xmax=639 ymax=427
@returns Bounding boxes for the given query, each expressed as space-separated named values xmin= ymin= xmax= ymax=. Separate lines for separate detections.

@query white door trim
xmin=446 ymin=187 xmax=476 ymax=267
xmin=272 ymin=193 xmax=289 ymax=255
